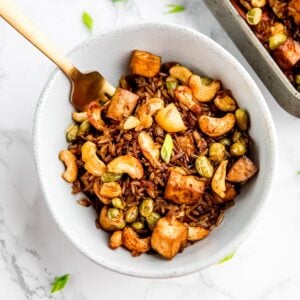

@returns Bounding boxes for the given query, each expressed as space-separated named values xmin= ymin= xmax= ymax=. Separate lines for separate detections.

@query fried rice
xmin=60 ymin=50 xmax=258 ymax=259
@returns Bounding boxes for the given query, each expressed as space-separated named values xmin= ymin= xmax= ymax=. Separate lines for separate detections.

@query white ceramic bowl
xmin=34 ymin=23 xmax=277 ymax=278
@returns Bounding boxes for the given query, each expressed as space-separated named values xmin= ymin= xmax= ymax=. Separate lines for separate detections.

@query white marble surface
xmin=1 ymin=0 xmax=300 ymax=299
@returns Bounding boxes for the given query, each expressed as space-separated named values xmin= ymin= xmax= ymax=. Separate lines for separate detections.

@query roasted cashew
xmin=72 ymin=111 xmax=88 ymax=123
xmin=169 ymin=65 xmax=192 ymax=85
xmin=199 ymin=113 xmax=235 ymax=137
xmin=189 ymin=74 xmax=220 ymax=102
xmin=214 ymin=92 xmax=237 ymax=112
xmin=99 ymin=206 xmax=125 ymax=231
xmin=211 ymin=160 xmax=228 ymax=198
xmin=122 ymin=227 xmax=151 ymax=256
xmin=107 ymin=155 xmax=144 ymax=179
xmin=138 ymin=131 xmax=161 ymax=168
xmin=59 ymin=150 xmax=78 ymax=183
xmin=100 ymin=182 xmax=122 ymax=198
xmin=81 ymin=141 xmax=106 ymax=176
xmin=174 ymin=86 xmax=201 ymax=113
xmin=93 ymin=181 xmax=112 ymax=205
xmin=109 ymin=230 xmax=123 ymax=249
xmin=213 ymin=183 xmax=238 ymax=203
xmin=87 ymin=101 xmax=105 ymax=131
xmin=136 ymin=98 xmax=164 ymax=130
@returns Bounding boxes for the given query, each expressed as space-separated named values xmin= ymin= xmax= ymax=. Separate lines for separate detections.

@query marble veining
xmin=1 ymin=0 xmax=300 ymax=299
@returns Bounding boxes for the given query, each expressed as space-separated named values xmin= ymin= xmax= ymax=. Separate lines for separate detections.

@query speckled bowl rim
xmin=33 ymin=22 xmax=278 ymax=278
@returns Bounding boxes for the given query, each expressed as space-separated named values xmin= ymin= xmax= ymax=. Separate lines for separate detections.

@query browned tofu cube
xmin=164 ymin=170 xmax=205 ymax=205
xmin=151 ymin=216 xmax=188 ymax=260
xmin=227 ymin=156 xmax=258 ymax=183
xmin=130 ymin=50 xmax=161 ymax=78
xmin=106 ymin=88 xmax=139 ymax=121
xmin=273 ymin=38 xmax=300 ymax=70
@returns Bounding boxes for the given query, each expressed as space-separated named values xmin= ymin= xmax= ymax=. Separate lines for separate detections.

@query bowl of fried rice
xmin=34 ymin=23 xmax=277 ymax=278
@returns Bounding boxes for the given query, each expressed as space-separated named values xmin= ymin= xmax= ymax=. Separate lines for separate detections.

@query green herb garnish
xmin=218 ymin=252 xmax=235 ymax=264
xmin=82 ymin=11 xmax=93 ymax=32
xmin=161 ymin=134 xmax=173 ymax=163
xmin=51 ymin=274 xmax=70 ymax=293
xmin=166 ymin=4 xmax=185 ymax=14
xmin=112 ymin=0 xmax=127 ymax=2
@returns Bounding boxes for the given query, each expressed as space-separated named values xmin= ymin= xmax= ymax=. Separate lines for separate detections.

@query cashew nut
xmin=211 ymin=160 xmax=228 ymax=198
xmin=122 ymin=227 xmax=151 ymax=256
xmin=109 ymin=230 xmax=123 ymax=249
xmin=93 ymin=181 xmax=111 ymax=205
xmin=107 ymin=155 xmax=144 ymax=179
xmin=188 ymin=226 xmax=210 ymax=241
xmin=123 ymin=116 xmax=140 ymax=130
xmin=87 ymin=101 xmax=105 ymax=131
xmin=214 ymin=92 xmax=237 ymax=112
xmin=72 ymin=111 xmax=88 ymax=123
xmin=100 ymin=182 xmax=122 ymax=198
xmin=174 ymin=86 xmax=201 ymax=113
xmin=189 ymin=74 xmax=220 ymax=102
xmin=99 ymin=206 xmax=126 ymax=231
xmin=169 ymin=65 xmax=192 ymax=85
xmin=155 ymin=103 xmax=186 ymax=133
xmin=59 ymin=150 xmax=78 ymax=183
xmin=136 ymin=98 xmax=164 ymax=130
xmin=81 ymin=141 xmax=106 ymax=176
xmin=213 ymin=183 xmax=238 ymax=203
xmin=138 ymin=131 xmax=161 ymax=168
xmin=199 ymin=113 xmax=235 ymax=137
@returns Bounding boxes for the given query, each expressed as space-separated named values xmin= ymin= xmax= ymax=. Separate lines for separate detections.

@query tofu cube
xmin=226 ymin=156 xmax=258 ymax=183
xmin=107 ymin=88 xmax=139 ymax=121
xmin=130 ymin=50 xmax=161 ymax=78
xmin=151 ymin=216 xmax=188 ymax=260
xmin=273 ymin=38 xmax=300 ymax=70
xmin=164 ymin=170 xmax=205 ymax=205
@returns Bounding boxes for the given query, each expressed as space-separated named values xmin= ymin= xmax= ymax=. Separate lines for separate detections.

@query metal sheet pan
xmin=204 ymin=0 xmax=300 ymax=117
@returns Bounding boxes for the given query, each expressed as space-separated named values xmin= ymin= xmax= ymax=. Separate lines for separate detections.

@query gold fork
xmin=0 ymin=0 xmax=116 ymax=111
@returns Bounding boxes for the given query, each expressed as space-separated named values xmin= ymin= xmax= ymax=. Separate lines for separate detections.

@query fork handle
xmin=0 ymin=0 xmax=75 ymax=77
